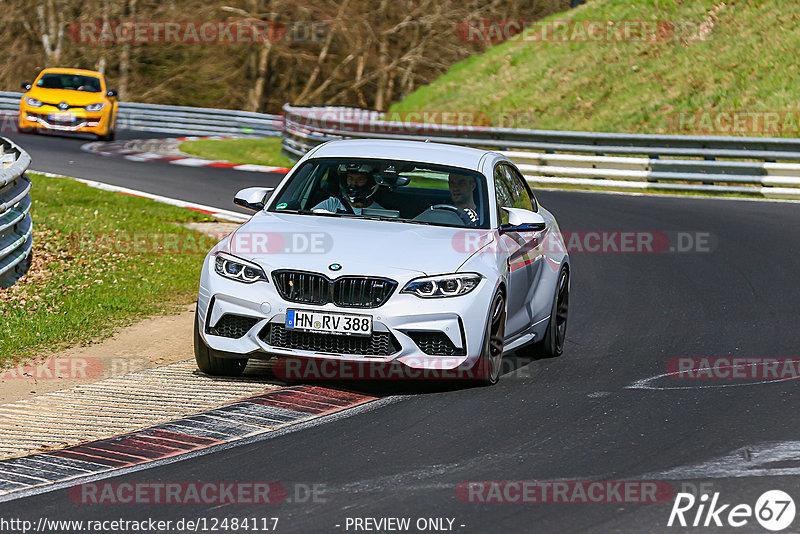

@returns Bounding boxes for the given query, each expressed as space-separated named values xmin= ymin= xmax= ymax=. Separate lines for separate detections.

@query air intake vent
xmin=406 ymin=331 xmax=466 ymax=356
xmin=207 ymin=314 xmax=258 ymax=339
xmin=261 ymin=324 xmax=400 ymax=356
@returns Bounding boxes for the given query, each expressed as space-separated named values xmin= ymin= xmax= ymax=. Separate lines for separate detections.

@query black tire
xmin=473 ymin=290 xmax=507 ymax=386
xmin=193 ymin=308 xmax=248 ymax=376
xmin=98 ymin=128 xmax=115 ymax=142
xmin=519 ymin=268 xmax=569 ymax=359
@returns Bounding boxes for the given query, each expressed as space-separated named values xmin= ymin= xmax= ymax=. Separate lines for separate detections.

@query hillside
xmin=391 ymin=0 xmax=800 ymax=137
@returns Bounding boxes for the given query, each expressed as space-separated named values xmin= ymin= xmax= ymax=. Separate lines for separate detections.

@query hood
xmin=219 ymin=211 xmax=494 ymax=279
xmin=27 ymin=87 xmax=107 ymax=106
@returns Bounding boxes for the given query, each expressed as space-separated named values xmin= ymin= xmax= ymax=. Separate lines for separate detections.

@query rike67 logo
xmin=668 ymin=490 xmax=795 ymax=531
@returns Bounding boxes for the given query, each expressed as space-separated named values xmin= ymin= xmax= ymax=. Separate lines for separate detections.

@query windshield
xmin=36 ymin=73 xmax=102 ymax=92
xmin=268 ymin=157 xmax=490 ymax=229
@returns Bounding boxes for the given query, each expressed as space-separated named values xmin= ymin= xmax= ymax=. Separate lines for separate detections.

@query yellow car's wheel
xmin=98 ymin=126 xmax=115 ymax=142
xmin=17 ymin=120 xmax=37 ymax=135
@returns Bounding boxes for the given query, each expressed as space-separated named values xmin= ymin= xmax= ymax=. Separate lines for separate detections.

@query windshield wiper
xmin=358 ymin=215 xmax=401 ymax=222
xmin=276 ymin=210 xmax=463 ymax=228
xmin=276 ymin=209 xmax=345 ymax=217
xmin=351 ymin=216 xmax=452 ymax=228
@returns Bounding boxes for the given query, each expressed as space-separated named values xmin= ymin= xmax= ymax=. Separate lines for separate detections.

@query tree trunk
xmin=37 ymin=0 xmax=65 ymax=65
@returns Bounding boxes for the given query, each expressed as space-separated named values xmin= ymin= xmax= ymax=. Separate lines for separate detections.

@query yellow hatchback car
xmin=19 ymin=68 xmax=118 ymax=141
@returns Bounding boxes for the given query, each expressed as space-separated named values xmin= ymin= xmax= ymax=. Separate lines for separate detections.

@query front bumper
xmin=197 ymin=256 xmax=496 ymax=371
xmin=18 ymin=105 xmax=111 ymax=135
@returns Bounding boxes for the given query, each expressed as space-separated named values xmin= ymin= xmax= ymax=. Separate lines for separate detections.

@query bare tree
xmin=0 ymin=0 xmax=576 ymax=112
xmin=36 ymin=0 xmax=67 ymax=64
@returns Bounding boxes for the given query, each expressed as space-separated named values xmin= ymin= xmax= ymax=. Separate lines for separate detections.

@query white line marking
xmin=30 ymin=170 xmax=250 ymax=223
xmin=233 ymin=164 xmax=289 ymax=173
xmin=122 ymin=153 xmax=164 ymax=161
xmin=170 ymin=158 xmax=226 ymax=167
xmin=640 ymin=441 xmax=800 ymax=480
xmin=626 ymin=364 xmax=800 ymax=390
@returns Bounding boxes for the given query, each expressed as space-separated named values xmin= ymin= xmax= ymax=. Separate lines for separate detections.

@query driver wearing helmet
xmin=313 ymin=164 xmax=383 ymax=214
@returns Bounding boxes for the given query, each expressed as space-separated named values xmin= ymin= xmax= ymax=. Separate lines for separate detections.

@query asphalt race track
xmin=4 ymin=130 xmax=285 ymax=214
xmin=4 ymin=130 xmax=800 ymax=532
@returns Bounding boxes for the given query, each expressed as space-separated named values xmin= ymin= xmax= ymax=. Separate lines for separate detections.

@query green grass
xmin=180 ymin=137 xmax=293 ymax=168
xmin=391 ymin=0 xmax=800 ymax=137
xmin=0 ymin=173 xmax=214 ymax=368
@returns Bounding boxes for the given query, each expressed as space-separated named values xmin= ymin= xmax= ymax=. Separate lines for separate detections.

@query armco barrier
xmin=0 ymin=137 xmax=33 ymax=288
xmin=281 ymin=105 xmax=800 ymax=199
xmin=4 ymin=87 xmax=800 ymax=199
xmin=0 ymin=92 xmax=282 ymax=137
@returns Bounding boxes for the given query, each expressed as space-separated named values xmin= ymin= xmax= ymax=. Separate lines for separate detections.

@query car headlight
xmin=85 ymin=102 xmax=106 ymax=112
xmin=214 ymin=253 xmax=267 ymax=284
xmin=24 ymin=96 xmax=43 ymax=107
xmin=401 ymin=273 xmax=482 ymax=298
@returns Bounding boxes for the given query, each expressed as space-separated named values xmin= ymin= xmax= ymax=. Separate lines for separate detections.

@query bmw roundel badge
xmin=329 ymin=263 xmax=342 ymax=271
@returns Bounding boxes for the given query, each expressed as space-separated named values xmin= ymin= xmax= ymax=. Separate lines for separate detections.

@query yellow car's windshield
xmin=36 ymin=73 xmax=102 ymax=93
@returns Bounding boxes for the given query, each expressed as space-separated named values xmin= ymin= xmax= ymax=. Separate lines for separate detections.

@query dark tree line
xmin=1 ymin=0 xmax=575 ymax=112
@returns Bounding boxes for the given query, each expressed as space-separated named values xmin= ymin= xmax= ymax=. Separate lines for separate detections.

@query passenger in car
xmin=448 ymin=172 xmax=477 ymax=212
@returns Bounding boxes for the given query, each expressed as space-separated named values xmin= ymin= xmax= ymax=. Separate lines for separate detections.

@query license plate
xmin=47 ymin=113 xmax=74 ymax=122
xmin=286 ymin=309 xmax=372 ymax=337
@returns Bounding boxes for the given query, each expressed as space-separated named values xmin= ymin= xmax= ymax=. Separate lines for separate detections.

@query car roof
xmin=308 ymin=139 xmax=498 ymax=172
xmin=38 ymin=68 xmax=103 ymax=78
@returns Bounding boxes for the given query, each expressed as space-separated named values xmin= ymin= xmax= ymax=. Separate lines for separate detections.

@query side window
xmin=494 ymin=165 xmax=515 ymax=225
xmin=504 ymin=165 xmax=537 ymax=212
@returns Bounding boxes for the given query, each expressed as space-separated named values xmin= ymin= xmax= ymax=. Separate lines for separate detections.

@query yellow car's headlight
xmin=85 ymin=103 xmax=106 ymax=112
xmin=24 ymin=96 xmax=43 ymax=107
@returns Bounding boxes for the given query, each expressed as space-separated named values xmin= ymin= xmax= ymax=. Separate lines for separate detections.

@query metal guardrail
xmin=2 ymin=89 xmax=800 ymax=199
xmin=0 ymin=92 xmax=283 ymax=137
xmin=282 ymin=105 xmax=800 ymax=199
xmin=0 ymin=137 xmax=33 ymax=288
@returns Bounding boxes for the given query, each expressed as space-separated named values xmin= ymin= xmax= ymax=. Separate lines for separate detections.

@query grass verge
xmin=180 ymin=137 xmax=294 ymax=168
xmin=392 ymin=0 xmax=800 ymax=137
xmin=0 ymin=173 xmax=216 ymax=369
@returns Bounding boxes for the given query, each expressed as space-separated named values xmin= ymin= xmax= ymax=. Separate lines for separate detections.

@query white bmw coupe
xmin=195 ymin=139 xmax=569 ymax=385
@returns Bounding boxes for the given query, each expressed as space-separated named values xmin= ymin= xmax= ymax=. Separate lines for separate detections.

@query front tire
xmin=194 ymin=308 xmax=248 ymax=377
xmin=473 ymin=290 xmax=506 ymax=386
xmin=18 ymin=123 xmax=37 ymax=135
xmin=98 ymin=128 xmax=115 ymax=142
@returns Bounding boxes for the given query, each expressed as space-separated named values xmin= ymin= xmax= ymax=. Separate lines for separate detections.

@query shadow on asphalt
xmin=199 ymin=352 xmax=557 ymax=398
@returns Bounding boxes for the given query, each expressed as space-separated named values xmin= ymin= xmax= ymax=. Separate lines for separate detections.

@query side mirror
xmin=499 ymin=207 xmax=546 ymax=233
xmin=107 ymin=89 xmax=118 ymax=98
xmin=234 ymin=187 xmax=274 ymax=211
xmin=21 ymin=82 xmax=31 ymax=91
